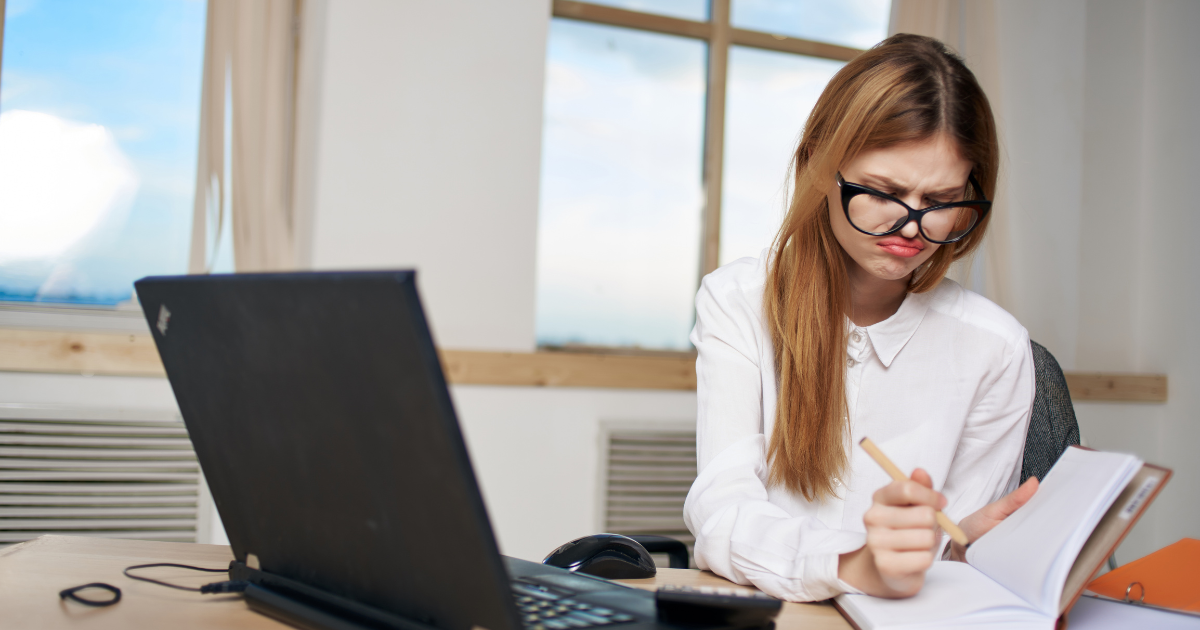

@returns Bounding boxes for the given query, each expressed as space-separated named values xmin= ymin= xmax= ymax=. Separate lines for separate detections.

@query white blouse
xmin=683 ymin=254 xmax=1034 ymax=602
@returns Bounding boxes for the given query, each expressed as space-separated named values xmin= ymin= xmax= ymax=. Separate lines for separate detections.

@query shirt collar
xmin=861 ymin=290 xmax=932 ymax=368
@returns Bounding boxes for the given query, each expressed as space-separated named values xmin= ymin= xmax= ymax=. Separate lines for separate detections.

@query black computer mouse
xmin=542 ymin=533 xmax=656 ymax=579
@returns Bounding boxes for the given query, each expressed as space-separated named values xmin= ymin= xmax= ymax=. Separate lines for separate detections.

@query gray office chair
xmin=1022 ymin=341 xmax=1081 ymax=484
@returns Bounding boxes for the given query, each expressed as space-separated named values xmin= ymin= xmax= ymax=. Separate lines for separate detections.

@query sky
xmin=536 ymin=20 xmax=706 ymax=350
xmin=0 ymin=0 xmax=890 ymax=335
xmin=535 ymin=2 xmax=890 ymax=350
xmin=721 ymin=48 xmax=845 ymax=267
xmin=0 ymin=0 xmax=209 ymax=305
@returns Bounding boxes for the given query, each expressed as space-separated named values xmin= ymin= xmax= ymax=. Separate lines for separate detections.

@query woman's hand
xmin=948 ymin=477 xmax=1039 ymax=561
xmin=838 ymin=468 xmax=944 ymax=598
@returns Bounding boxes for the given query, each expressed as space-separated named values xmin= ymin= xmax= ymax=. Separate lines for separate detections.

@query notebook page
xmin=966 ymin=448 xmax=1141 ymax=616
xmin=835 ymin=562 xmax=1051 ymax=629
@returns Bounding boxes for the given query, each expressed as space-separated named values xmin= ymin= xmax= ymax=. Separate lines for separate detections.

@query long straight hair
xmin=765 ymin=34 xmax=999 ymax=501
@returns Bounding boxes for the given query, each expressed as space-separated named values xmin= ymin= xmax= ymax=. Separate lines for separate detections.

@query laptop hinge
xmin=230 ymin=561 xmax=442 ymax=630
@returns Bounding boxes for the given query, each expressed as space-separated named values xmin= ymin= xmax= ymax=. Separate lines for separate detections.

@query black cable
xmin=122 ymin=562 xmax=246 ymax=594
xmin=60 ymin=562 xmax=246 ymax=608
xmin=60 ymin=583 xmax=122 ymax=607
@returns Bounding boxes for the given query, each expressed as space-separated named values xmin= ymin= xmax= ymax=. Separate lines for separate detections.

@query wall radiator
xmin=0 ymin=404 xmax=200 ymax=548
xmin=601 ymin=426 xmax=696 ymax=566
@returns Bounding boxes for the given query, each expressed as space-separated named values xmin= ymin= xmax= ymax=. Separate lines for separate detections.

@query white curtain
xmin=190 ymin=0 xmax=299 ymax=274
xmin=889 ymin=0 xmax=1013 ymax=311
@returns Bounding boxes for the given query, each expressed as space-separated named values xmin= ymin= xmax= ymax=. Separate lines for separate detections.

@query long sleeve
xmin=685 ymin=435 xmax=868 ymax=601
xmin=684 ymin=261 xmax=866 ymax=602
xmin=939 ymin=326 xmax=1035 ymax=526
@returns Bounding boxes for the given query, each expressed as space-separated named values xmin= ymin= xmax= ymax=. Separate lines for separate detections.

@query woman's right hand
xmin=837 ymin=468 xmax=944 ymax=597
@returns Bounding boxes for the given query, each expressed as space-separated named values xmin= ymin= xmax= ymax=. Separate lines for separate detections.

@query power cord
xmin=123 ymin=562 xmax=247 ymax=594
xmin=59 ymin=563 xmax=248 ymax=608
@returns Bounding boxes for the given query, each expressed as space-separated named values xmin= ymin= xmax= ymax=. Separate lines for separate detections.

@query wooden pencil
xmin=859 ymin=436 xmax=970 ymax=547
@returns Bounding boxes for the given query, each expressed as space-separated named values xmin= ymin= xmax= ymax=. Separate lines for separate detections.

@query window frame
xmin=549 ymin=0 xmax=865 ymax=282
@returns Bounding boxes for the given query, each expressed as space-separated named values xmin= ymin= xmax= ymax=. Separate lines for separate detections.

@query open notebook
xmin=834 ymin=447 xmax=1171 ymax=630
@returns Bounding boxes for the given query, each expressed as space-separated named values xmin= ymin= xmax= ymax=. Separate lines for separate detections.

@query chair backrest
xmin=1022 ymin=341 xmax=1082 ymax=484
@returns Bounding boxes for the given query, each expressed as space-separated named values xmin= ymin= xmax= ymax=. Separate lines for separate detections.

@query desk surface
xmin=0 ymin=535 xmax=850 ymax=630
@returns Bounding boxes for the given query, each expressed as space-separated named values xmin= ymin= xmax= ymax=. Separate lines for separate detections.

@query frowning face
xmin=827 ymin=133 xmax=974 ymax=282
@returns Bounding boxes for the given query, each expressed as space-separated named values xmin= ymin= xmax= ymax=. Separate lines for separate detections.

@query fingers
xmin=864 ymin=504 xmax=938 ymax=530
xmin=859 ymin=470 xmax=947 ymax=593
xmin=873 ymin=549 xmax=937 ymax=580
xmin=873 ymin=476 xmax=947 ymax=510
xmin=954 ymin=478 xmax=1043 ymax=559
xmin=866 ymin=523 xmax=939 ymax=552
xmin=988 ymin=476 xmax=1040 ymax=520
xmin=910 ymin=467 xmax=934 ymax=488
xmin=1008 ymin=477 xmax=1039 ymax=509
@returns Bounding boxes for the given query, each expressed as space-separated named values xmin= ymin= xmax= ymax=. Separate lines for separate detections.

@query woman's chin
xmin=863 ymin=260 xmax=918 ymax=282
xmin=864 ymin=248 xmax=942 ymax=281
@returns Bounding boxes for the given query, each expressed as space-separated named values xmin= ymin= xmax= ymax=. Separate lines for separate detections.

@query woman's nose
xmin=900 ymin=219 xmax=921 ymax=239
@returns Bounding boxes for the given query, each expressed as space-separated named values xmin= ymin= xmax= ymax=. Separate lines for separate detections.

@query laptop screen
xmin=136 ymin=271 xmax=520 ymax=630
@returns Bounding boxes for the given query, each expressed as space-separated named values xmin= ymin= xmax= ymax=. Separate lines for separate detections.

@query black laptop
xmin=135 ymin=271 xmax=663 ymax=630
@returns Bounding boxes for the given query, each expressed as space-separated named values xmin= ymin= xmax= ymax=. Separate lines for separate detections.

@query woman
xmin=684 ymin=34 xmax=1040 ymax=601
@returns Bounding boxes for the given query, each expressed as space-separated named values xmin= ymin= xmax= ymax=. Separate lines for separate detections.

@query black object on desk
xmin=656 ymin=585 xmax=782 ymax=629
xmin=544 ymin=534 xmax=657 ymax=579
xmin=133 ymin=271 xmax=685 ymax=630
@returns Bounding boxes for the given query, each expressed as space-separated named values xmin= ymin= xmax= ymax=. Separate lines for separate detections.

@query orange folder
xmin=1086 ymin=538 xmax=1200 ymax=612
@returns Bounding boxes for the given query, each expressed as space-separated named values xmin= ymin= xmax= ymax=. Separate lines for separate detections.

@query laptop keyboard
xmin=512 ymin=582 xmax=636 ymax=630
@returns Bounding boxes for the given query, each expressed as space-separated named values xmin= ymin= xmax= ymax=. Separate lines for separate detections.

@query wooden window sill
xmin=0 ymin=328 xmax=1167 ymax=402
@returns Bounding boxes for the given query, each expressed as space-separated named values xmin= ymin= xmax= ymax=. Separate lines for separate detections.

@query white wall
xmin=1122 ymin=0 xmax=1200 ymax=560
xmin=996 ymin=0 xmax=1087 ymax=369
xmin=0 ymin=372 xmax=177 ymax=410
xmin=303 ymin=0 xmax=698 ymax=561
xmin=454 ymin=386 xmax=695 ymax=561
xmin=306 ymin=0 xmax=549 ymax=352
xmin=995 ymin=0 xmax=1200 ymax=562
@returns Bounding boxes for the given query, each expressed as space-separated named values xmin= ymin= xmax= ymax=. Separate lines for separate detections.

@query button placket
xmin=836 ymin=330 xmax=863 ymax=525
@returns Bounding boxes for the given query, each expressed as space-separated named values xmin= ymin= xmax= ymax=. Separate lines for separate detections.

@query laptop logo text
xmin=157 ymin=304 xmax=171 ymax=336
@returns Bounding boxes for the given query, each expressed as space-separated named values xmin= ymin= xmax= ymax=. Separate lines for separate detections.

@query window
xmin=0 ymin=0 xmax=212 ymax=307
xmin=536 ymin=0 xmax=890 ymax=351
xmin=537 ymin=20 xmax=706 ymax=351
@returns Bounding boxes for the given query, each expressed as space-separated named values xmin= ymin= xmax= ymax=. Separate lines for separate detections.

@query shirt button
xmin=847 ymin=357 xmax=857 ymax=368
xmin=851 ymin=331 xmax=862 ymax=342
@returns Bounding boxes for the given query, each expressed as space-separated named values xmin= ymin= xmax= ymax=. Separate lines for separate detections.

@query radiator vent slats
xmin=0 ymin=407 xmax=200 ymax=548
xmin=0 ymin=530 xmax=196 ymax=544
xmin=604 ymin=429 xmax=697 ymax=565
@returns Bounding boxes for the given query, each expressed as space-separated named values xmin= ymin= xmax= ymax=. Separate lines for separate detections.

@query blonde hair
xmin=765 ymin=34 xmax=999 ymax=501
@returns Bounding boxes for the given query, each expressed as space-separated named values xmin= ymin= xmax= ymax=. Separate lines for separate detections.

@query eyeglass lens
xmin=846 ymin=194 xmax=985 ymax=243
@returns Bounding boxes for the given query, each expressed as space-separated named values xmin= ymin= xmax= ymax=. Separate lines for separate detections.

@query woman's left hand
xmin=949 ymin=477 xmax=1039 ymax=561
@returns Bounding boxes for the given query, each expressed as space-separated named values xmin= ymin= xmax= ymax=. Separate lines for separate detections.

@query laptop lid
xmin=135 ymin=271 xmax=520 ymax=630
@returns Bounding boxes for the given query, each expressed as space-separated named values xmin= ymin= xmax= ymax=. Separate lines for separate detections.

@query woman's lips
xmin=877 ymin=236 xmax=925 ymax=258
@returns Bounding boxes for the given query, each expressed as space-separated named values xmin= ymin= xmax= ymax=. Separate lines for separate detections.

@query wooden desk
xmin=0 ymin=536 xmax=850 ymax=630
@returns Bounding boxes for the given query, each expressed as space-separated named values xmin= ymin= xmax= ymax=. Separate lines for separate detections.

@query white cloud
xmin=5 ymin=0 xmax=42 ymax=19
xmin=0 ymin=110 xmax=139 ymax=262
